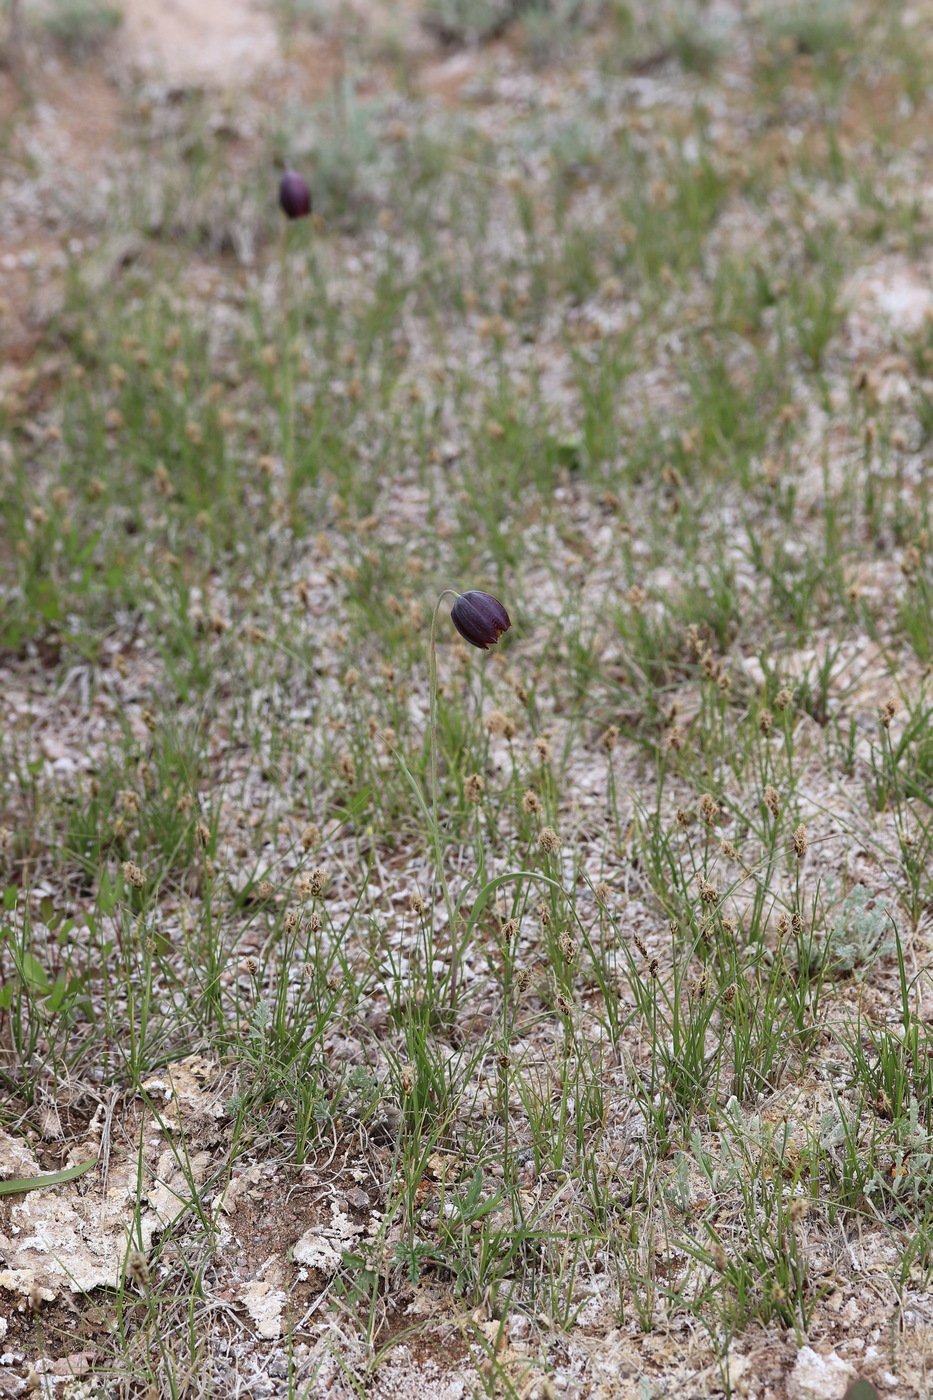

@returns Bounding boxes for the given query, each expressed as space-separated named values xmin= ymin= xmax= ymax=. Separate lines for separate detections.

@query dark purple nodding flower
xmin=279 ymin=170 xmax=312 ymax=220
xmin=450 ymin=591 xmax=510 ymax=650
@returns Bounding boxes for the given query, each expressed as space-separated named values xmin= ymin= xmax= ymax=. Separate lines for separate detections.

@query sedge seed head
xmin=537 ymin=827 xmax=561 ymax=855
xmin=788 ymin=1196 xmax=809 ymax=1225
xmin=300 ymin=823 xmax=320 ymax=851
xmin=792 ymin=824 xmax=808 ymax=859
xmin=297 ymin=868 xmax=329 ymax=900
xmin=486 ymin=709 xmax=517 ymax=740
xmin=464 ymin=773 xmax=485 ymax=803
xmin=127 ymin=1251 xmax=151 ymax=1288
xmin=122 ymin=861 xmax=145 ymax=890
xmin=697 ymin=875 xmax=718 ymax=905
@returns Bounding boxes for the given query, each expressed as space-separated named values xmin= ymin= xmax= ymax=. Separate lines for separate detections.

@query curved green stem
xmin=430 ymin=590 xmax=459 ymax=1003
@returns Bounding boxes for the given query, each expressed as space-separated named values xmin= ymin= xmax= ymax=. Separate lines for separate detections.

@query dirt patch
xmin=118 ymin=0 xmax=280 ymax=87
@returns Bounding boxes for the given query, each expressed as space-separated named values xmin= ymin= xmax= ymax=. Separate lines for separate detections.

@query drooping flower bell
xmin=279 ymin=170 xmax=312 ymax=220
xmin=450 ymin=591 xmax=510 ymax=650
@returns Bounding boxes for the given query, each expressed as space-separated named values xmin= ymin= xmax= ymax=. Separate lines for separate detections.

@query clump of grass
xmin=41 ymin=0 xmax=122 ymax=54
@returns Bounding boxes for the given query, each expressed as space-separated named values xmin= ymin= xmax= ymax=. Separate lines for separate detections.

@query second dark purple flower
xmin=279 ymin=170 xmax=312 ymax=220
xmin=450 ymin=591 xmax=511 ymax=650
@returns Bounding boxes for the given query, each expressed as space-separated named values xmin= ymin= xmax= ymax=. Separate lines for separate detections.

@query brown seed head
xmin=601 ymin=725 xmax=619 ymax=752
xmin=788 ymin=1196 xmax=809 ymax=1225
xmin=698 ymin=876 xmax=718 ymax=905
xmin=537 ymin=827 xmax=561 ymax=855
xmin=792 ymin=824 xmax=808 ymax=860
xmin=464 ymin=773 xmax=485 ymax=803
xmin=122 ymin=861 xmax=145 ymax=890
xmin=699 ymin=793 xmax=719 ymax=826
xmin=522 ymin=789 xmax=542 ymax=815
xmin=559 ymin=931 xmax=577 ymax=962
xmin=759 ymin=708 xmax=774 ymax=737
xmin=486 ymin=710 xmax=517 ymax=740
xmin=127 ymin=1251 xmax=151 ymax=1288
xmin=775 ymin=688 xmax=793 ymax=712
xmin=297 ymin=868 xmax=329 ymax=900
xmin=764 ymin=784 xmax=780 ymax=816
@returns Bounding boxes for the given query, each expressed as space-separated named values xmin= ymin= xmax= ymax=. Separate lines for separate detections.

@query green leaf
xmin=0 ymin=1158 xmax=97 ymax=1197
xmin=19 ymin=952 xmax=50 ymax=993
xmin=45 ymin=974 xmax=69 ymax=1014
xmin=843 ymin=1385 xmax=879 ymax=1400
